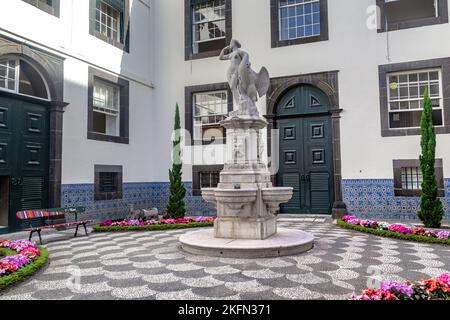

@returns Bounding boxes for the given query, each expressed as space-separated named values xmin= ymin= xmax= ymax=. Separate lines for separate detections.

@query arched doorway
xmin=276 ymin=85 xmax=335 ymax=214
xmin=0 ymin=57 xmax=51 ymax=229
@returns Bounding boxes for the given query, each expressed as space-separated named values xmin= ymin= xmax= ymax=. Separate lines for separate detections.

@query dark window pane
xmin=93 ymin=112 xmax=106 ymax=134
xmin=195 ymin=38 xmax=226 ymax=54
xmin=18 ymin=60 xmax=48 ymax=99
xmin=99 ymin=172 xmax=118 ymax=193
xmin=389 ymin=109 xmax=443 ymax=129
xmin=386 ymin=0 xmax=437 ymax=24
xmin=199 ymin=171 xmax=220 ymax=189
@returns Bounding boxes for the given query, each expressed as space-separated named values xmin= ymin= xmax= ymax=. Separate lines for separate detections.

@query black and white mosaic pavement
xmin=1 ymin=219 xmax=449 ymax=300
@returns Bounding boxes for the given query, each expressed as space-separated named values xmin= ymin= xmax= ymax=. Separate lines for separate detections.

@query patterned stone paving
xmin=1 ymin=220 xmax=449 ymax=300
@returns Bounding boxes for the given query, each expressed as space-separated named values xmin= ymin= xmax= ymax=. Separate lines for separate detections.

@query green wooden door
xmin=0 ymin=95 xmax=49 ymax=229
xmin=277 ymin=86 xmax=334 ymax=214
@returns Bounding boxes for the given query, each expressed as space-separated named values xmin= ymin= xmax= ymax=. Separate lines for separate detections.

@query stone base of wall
xmin=342 ymin=179 xmax=450 ymax=221
xmin=61 ymin=182 xmax=216 ymax=222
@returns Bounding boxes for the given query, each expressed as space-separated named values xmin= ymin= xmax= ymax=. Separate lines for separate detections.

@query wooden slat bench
xmin=16 ymin=207 xmax=93 ymax=244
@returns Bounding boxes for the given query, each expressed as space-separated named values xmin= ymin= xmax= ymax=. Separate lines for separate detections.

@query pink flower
xmin=100 ymin=220 xmax=113 ymax=227
xmin=436 ymin=273 xmax=450 ymax=286
xmin=348 ymin=218 xmax=360 ymax=225
xmin=342 ymin=215 xmax=357 ymax=223
xmin=21 ymin=248 xmax=40 ymax=259
xmin=388 ymin=224 xmax=412 ymax=234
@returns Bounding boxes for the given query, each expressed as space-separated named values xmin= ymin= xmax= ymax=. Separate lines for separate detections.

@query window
xmin=23 ymin=0 xmax=60 ymax=16
xmin=200 ymin=171 xmax=221 ymax=189
xmin=88 ymin=67 xmax=129 ymax=144
xmin=0 ymin=59 xmax=16 ymax=92
xmin=89 ymin=0 xmax=130 ymax=52
xmin=387 ymin=69 xmax=443 ymax=129
xmin=94 ymin=165 xmax=123 ymax=201
xmin=185 ymin=0 xmax=232 ymax=60
xmin=93 ymin=79 xmax=120 ymax=136
xmin=377 ymin=0 xmax=448 ymax=32
xmin=193 ymin=91 xmax=228 ymax=144
xmin=271 ymin=0 xmax=328 ymax=48
xmin=193 ymin=0 xmax=226 ymax=54
xmin=393 ymin=159 xmax=444 ymax=197
xmin=95 ymin=1 xmax=121 ymax=43
xmin=279 ymin=0 xmax=321 ymax=41
xmin=379 ymin=58 xmax=450 ymax=137
xmin=192 ymin=165 xmax=223 ymax=196
xmin=401 ymin=167 xmax=423 ymax=191
xmin=185 ymin=83 xmax=232 ymax=146
xmin=0 ymin=58 xmax=49 ymax=100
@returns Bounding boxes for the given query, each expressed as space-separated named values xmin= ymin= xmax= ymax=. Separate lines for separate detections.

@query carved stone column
xmin=330 ymin=108 xmax=348 ymax=218
xmin=48 ymin=101 xmax=67 ymax=208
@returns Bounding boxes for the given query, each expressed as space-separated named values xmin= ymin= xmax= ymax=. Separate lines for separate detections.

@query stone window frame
xmin=87 ymin=67 xmax=129 ymax=144
xmin=270 ymin=0 xmax=329 ymax=48
xmin=192 ymin=165 xmax=223 ymax=196
xmin=94 ymin=165 xmax=123 ymax=201
xmin=184 ymin=0 xmax=233 ymax=61
xmin=393 ymin=159 xmax=444 ymax=197
xmin=376 ymin=0 xmax=449 ymax=33
xmin=89 ymin=0 xmax=131 ymax=53
xmin=379 ymin=58 xmax=450 ymax=137
xmin=23 ymin=0 xmax=60 ymax=17
xmin=184 ymin=82 xmax=233 ymax=146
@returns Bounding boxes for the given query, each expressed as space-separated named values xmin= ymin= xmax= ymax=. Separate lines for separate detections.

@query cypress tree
xmin=418 ymin=89 xmax=444 ymax=228
xmin=166 ymin=104 xmax=186 ymax=219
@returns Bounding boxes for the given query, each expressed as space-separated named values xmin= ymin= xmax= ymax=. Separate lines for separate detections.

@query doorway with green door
xmin=0 ymin=56 xmax=55 ymax=231
xmin=275 ymin=85 xmax=335 ymax=214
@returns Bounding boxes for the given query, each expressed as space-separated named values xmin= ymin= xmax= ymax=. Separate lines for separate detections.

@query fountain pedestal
xmin=179 ymin=40 xmax=314 ymax=257
xmin=180 ymin=111 xmax=315 ymax=257
xmin=203 ymin=112 xmax=287 ymax=240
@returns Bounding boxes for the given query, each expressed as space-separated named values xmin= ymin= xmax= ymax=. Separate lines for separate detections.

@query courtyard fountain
xmin=180 ymin=40 xmax=314 ymax=258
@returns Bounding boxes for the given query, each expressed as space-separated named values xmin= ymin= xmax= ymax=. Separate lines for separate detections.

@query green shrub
xmin=166 ymin=104 xmax=187 ymax=219
xmin=418 ymin=89 xmax=444 ymax=228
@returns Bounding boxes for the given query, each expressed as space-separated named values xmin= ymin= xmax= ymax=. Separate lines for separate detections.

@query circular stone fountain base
xmin=179 ymin=228 xmax=314 ymax=258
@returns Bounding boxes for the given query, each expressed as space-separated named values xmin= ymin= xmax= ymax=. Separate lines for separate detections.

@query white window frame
xmin=93 ymin=79 xmax=121 ymax=136
xmin=193 ymin=90 xmax=228 ymax=143
xmin=387 ymin=68 xmax=444 ymax=130
xmin=192 ymin=0 xmax=226 ymax=50
xmin=0 ymin=57 xmax=50 ymax=101
xmin=278 ymin=0 xmax=321 ymax=41
xmin=401 ymin=166 xmax=423 ymax=191
xmin=95 ymin=0 xmax=121 ymax=43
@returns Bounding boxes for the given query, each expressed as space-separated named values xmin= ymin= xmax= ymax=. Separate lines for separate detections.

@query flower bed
xmin=0 ymin=240 xmax=49 ymax=290
xmin=93 ymin=216 xmax=216 ymax=232
xmin=338 ymin=216 xmax=450 ymax=245
xmin=352 ymin=273 xmax=450 ymax=300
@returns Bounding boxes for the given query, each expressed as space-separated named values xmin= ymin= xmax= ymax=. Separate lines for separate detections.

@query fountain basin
xmin=180 ymin=228 xmax=314 ymax=258
xmin=262 ymin=187 xmax=294 ymax=214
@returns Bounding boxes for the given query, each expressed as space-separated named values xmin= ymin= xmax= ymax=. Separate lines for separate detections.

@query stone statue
xmin=220 ymin=39 xmax=270 ymax=116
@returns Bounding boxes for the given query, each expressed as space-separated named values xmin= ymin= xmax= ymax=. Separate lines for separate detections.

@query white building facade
xmin=1 ymin=0 xmax=449 ymax=231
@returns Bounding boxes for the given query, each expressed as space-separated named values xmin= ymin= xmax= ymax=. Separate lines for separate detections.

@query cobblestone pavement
xmin=1 ymin=220 xmax=449 ymax=300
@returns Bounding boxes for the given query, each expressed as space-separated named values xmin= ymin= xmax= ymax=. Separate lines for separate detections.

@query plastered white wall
xmin=151 ymin=0 xmax=450 ymax=182
xmin=1 ymin=0 xmax=156 ymax=184
xmin=2 ymin=0 xmax=450 ymax=185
